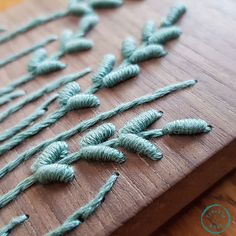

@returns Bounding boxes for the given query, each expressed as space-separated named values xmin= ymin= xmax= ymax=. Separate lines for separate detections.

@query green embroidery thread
xmin=0 ymin=90 xmax=25 ymax=106
xmin=46 ymin=172 xmax=118 ymax=236
xmin=0 ymin=0 xmax=123 ymax=45
xmin=0 ymin=68 xmax=91 ymax=123
xmin=0 ymin=214 xmax=28 ymax=236
xmin=0 ymin=36 xmax=57 ymax=69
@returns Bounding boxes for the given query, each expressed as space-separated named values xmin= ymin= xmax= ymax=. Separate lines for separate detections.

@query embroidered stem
xmin=0 ymin=0 xmax=123 ymax=45
xmin=0 ymin=90 xmax=25 ymax=106
xmin=0 ymin=74 xmax=35 ymax=97
xmin=0 ymin=95 xmax=57 ymax=142
xmin=0 ymin=36 xmax=57 ymax=68
xmin=0 ymin=214 xmax=28 ymax=236
xmin=0 ymin=142 xmax=75 ymax=209
xmin=46 ymin=173 xmax=118 ymax=236
xmin=0 ymin=10 xmax=70 ymax=45
xmin=0 ymin=68 xmax=91 ymax=123
xmin=0 ymin=79 xmax=197 ymax=180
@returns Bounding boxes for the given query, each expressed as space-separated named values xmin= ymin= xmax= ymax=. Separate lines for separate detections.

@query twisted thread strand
xmin=0 ymin=90 xmax=25 ymax=106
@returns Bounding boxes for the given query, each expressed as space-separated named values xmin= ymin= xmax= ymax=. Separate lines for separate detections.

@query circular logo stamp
xmin=201 ymin=204 xmax=231 ymax=234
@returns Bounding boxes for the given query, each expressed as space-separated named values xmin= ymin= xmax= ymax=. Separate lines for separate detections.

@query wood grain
xmin=155 ymin=170 xmax=236 ymax=236
xmin=0 ymin=0 xmax=235 ymax=235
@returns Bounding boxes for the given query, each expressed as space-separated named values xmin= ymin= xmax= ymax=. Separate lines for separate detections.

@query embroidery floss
xmin=0 ymin=49 xmax=66 ymax=97
xmin=0 ymin=90 xmax=25 ymax=106
xmin=148 ymin=26 xmax=182 ymax=45
xmin=0 ymin=95 xmax=57 ymax=142
xmin=0 ymin=79 xmax=197 ymax=180
xmin=160 ymin=3 xmax=187 ymax=27
xmin=46 ymin=173 xmax=118 ymax=236
xmin=0 ymin=214 xmax=28 ymax=236
xmin=0 ymin=142 xmax=74 ymax=209
xmin=0 ymin=68 xmax=91 ymax=123
xmin=0 ymin=36 xmax=57 ymax=69
xmin=0 ymin=0 xmax=123 ymax=45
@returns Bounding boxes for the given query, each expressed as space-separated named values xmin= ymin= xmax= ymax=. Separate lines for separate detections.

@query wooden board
xmin=0 ymin=0 xmax=235 ymax=235
xmin=155 ymin=169 xmax=236 ymax=236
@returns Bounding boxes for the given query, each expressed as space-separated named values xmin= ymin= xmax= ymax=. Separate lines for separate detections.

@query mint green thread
xmin=0 ymin=79 xmax=197 ymax=179
xmin=118 ymin=133 xmax=163 ymax=160
xmin=0 ymin=95 xmax=57 ymax=142
xmin=0 ymin=68 xmax=91 ymax=123
xmin=0 ymin=36 xmax=57 ymax=69
xmin=129 ymin=45 xmax=166 ymax=64
xmin=0 ymin=90 xmax=25 ymax=106
xmin=80 ymin=123 xmax=116 ymax=147
xmin=31 ymin=141 xmax=69 ymax=172
xmin=0 ymin=142 xmax=74 ymax=209
xmin=160 ymin=3 xmax=187 ymax=27
xmin=0 ymin=11 xmax=69 ymax=45
xmin=58 ymin=82 xmax=81 ymax=106
xmin=148 ymin=26 xmax=182 ymax=45
xmin=89 ymin=0 xmax=123 ymax=8
xmin=121 ymin=37 xmax=137 ymax=59
xmin=0 ymin=49 xmax=66 ymax=97
xmin=120 ymin=110 xmax=162 ymax=134
xmin=78 ymin=14 xmax=99 ymax=36
xmin=0 ymin=15 xmax=178 ymax=157
xmin=0 ymin=214 xmax=28 ymax=236
xmin=142 ymin=20 xmax=156 ymax=43
xmin=46 ymin=173 xmax=118 ymax=236
xmin=102 ymin=64 xmax=140 ymax=87
xmin=0 ymin=0 xmax=123 ymax=45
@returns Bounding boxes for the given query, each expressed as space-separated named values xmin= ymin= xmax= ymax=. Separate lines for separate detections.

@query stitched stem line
xmin=0 ymin=36 xmax=57 ymax=68
xmin=0 ymin=0 xmax=123 ymax=45
xmin=0 ymin=79 xmax=196 ymax=180
xmin=0 ymin=68 xmax=91 ymax=123
xmin=0 ymin=74 xmax=35 ymax=97
xmin=0 ymin=90 xmax=25 ymax=106
xmin=46 ymin=173 xmax=118 ymax=236
xmin=0 ymin=214 xmax=28 ymax=236
xmin=0 ymin=95 xmax=58 ymax=142
xmin=0 ymin=10 xmax=70 ymax=45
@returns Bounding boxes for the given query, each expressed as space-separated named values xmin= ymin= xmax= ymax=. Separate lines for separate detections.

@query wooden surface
xmin=155 ymin=169 xmax=236 ymax=236
xmin=0 ymin=0 xmax=235 ymax=235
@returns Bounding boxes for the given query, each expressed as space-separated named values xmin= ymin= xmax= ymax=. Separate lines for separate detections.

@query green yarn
xmin=161 ymin=119 xmax=212 ymax=135
xmin=0 ymin=36 xmax=57 ymax=69
xmin=0 ymin=142 xmax=74 ymax=209
xmin=148 ymin=26 xmax=182 ymax=45
xmin=89 ymin=0 xmax=123 ymax=8
xmin=0 ymin=68 xmax=91 ymax=123
xmin=129 ymin=45 xmax=166 ymax=64
xmin=0 ymin=95 xmax=57 ymax=142
xmin=0 ymin=90 xmax=25 ymax=106
xmin=62 ymin=38 xmax=93 ymax=54
xmin=102 ymin=64 xmax=140 ymax=87
xmin=0 ymin=0 xmax=123 ymax=45
xmin=0 ymin=49 xmax=66 ymax=98
xmin=46 ymin=173 xmax=118 ymax=236
xmin=31 ymin=141 xmax=68 ymax=172
xmin=90 ymin=54 xmax=116 ymax=91
xmin=118 ymin=133 xmax=163 ymax=160
xmin=78 ymin=14 xmax=99 ymax=36
xmin=121 ymin=37 xmax=137 ymax=59
xmin=0 ymin=79 xmax=197 ymax=180
xmin=66 ymin=94 xmax=100 ymax=110
xmin=160 ymin=3 xmax=187 ymax=27
xmin=58 ymin=82 xmax=81 ymax=106
xmin=62 ymin=145 xmax=126 ymax=164
xmin=120 ymin=110 xmax=162 ymax=134
xmin=0 ymin=214 xmax=28 ymax=236
xmin=142 ymin=20 xmax=157 ymax=43
xmin=80 ymin=123 xmax=116 ymax=147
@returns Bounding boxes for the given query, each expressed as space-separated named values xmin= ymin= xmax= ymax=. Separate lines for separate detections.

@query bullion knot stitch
xmin=58 ymin=82 xmax=100 ymax=110
xmin=27 ymin=48 xmax=66 ymax=76
xmin=31 ymin=141 xmax=74 ymax=184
